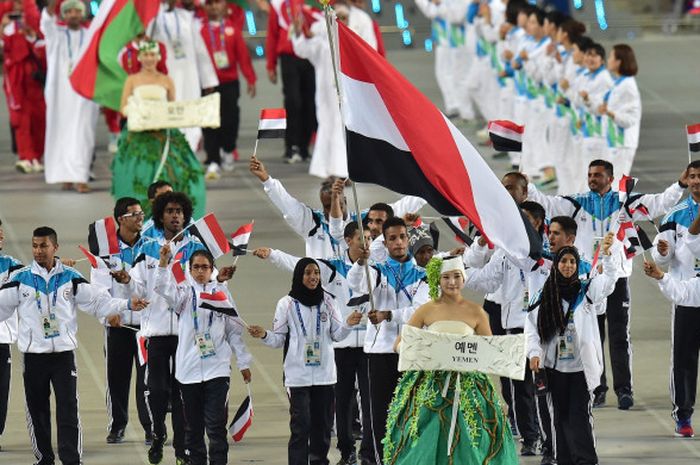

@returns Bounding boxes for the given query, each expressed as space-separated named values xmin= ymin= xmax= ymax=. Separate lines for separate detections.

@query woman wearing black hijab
xmin=525 ymin=233 xmax=618 ymax=465
xmin=249 ymin=258 xmax=362 ymax=465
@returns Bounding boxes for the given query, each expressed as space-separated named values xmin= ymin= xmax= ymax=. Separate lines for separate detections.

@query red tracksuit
xmin=199 ymin=16 xmax=256 ymax=164
xmin=2 ymin=0 xmax=45 ymax=162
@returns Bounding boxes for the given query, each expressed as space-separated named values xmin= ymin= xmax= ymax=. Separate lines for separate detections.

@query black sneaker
xmin=521 ymin=440 xmax=539 ymax=456
xmin=618 ymin=393 xmax=634 ymax=410
xmin=337 ymin=452 xmax=358 ymax=465
xmin=593 ymin=391 xmax=606 ymax=408
xmin=148 ymin=437 xmax=165 ymax=464
xmin=106 ymin=428 xmax=125 ymax=444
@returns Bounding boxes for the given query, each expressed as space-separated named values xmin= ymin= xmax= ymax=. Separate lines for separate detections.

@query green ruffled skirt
xmin=111 ymin=129 xmax=206 ymax=218
xmin=383 ymin=370 xmax=518 ymax=465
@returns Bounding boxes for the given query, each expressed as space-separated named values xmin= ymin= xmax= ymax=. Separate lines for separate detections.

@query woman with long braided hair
xmin=525 ymin=232 xmax=618 ymax=465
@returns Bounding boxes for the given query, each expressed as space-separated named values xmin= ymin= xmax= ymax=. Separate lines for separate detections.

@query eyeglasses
xmin=121 ymin=212 xmax=145 ymax=219
xmin=191 ymin=265 xmax=212 ymax=271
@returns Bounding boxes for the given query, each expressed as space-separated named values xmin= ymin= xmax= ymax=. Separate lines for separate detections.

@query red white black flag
xmin=336 ymin=21 xmax=540 ymax=267
xmin=258 ymin=108 xmax=286 ymax=139
xmin=229 ymin=386 xmax=253 ymax=442
xmin=88 ymin=217 xmax=120 ymax=257
xmin=189 ymin=214 xmax=231 ymax=259
xmin=488 ymin=120 xmax=524 ymax=152
xmin=687 ymin=124 xmax=700 ymax=153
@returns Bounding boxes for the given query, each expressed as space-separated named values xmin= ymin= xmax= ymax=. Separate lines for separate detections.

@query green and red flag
xmin=70 ymin=0 xmax=159 ymax=110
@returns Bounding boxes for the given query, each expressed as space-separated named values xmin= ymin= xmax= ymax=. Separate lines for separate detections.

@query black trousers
xmin=180 ymin=377 xmax=230 ymax=465
xmin=0 ymin=343 xmax=11 ymax=435
xmin=672 ymin=305 xmax=700 ymax=422
xmin=203 ymin=80 xmax=241 ymax=165
xmin=506 ymin=328 xmax=539 ymax=444
xmin=335 ymin=347 xmax=372 ymax=461
xmin=483 ymin=300 xmax=516 ymax=429
xmin=596 ymin=277 xmax=632 ymax=396
xmin=105 ymin=326 xmax=151 ymax=435
xmin=23 ymin=351 xmax=81 ymax=465
xmin=548 ymin=369 xmax=597 ymax=465
xmin=289 ymin=385 xmax=335 ymax=465
xmin=535 ymin=386 xmax=555 ymax=456
xmin=280 ymin=54 xmax=316 ymax=157
xmin=367 ymin=353 xmax=400 ymax=463
xmin=146 ymin=336 xmax=185 ymax=457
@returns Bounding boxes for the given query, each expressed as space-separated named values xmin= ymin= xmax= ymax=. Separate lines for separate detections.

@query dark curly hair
xmin=152 ymin=192 xmax=193 ymax=230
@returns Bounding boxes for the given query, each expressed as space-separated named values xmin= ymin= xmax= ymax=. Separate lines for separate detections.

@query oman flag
xmin=70 ymin=0 xmax=159 ymax=110
xmin=336 ymin=20 xmax=541 ymax=267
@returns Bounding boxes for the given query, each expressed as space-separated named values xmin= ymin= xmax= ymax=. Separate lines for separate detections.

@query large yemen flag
xmin=337 ymin=21 xmax=540 ymax=265
xmin=70 ymin=0 xmax=160 ymax=110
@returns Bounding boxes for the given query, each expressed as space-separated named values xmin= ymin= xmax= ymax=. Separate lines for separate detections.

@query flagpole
xmin=688 ymin=125 xmax=692 ymax=165
xmin=321 ymin=4 xmax=377 ymax=319
xmin=252 ymin=138 xmax=260 ymax=160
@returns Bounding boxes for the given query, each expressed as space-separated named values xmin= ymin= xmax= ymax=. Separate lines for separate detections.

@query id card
xmin=195 ymin=332 xmax=216 ymax=359
xmin=304 ymin=341 xmax=321 ymax=366
xmin=592 ymin=236 xmax=603 ymax=258
xmin=557 ymin=326 xmax=575 ymax=361
xmin=213 ymin=50 xmax=230 ymax=69
xmin=694 ymin=257 xmax=700 ymax=274
xmin=172 ymin=39 xmax=186 ymax=59
xmin=42 ymin=313 xmax=60 ymax=339
xmin=522 ymin=289 xmax=530 ymax=310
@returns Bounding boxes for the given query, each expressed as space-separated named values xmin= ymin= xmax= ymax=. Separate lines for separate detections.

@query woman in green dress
xmin=384 ymin=256 xmax=518 ymax=465
xmin=112 ymin=41 xmax=205 ymax=218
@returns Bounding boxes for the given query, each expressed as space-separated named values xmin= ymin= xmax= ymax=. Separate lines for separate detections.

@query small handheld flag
xmin=136 ymin=331 xmax=148 ymax=366
xmin=617 ymin=175 xmax=637 ymax=206
xmin=257 ymin=109 xmax=287 ymax=140
xmin=171 ymin=251 xmax=187 ymax=284
xmin=229 ymin=386 xmax=254 ymax=442
xmin=687 ymin=124 xmax=700 ymax=154
xmin=488 ymin=120 xmax=524 ymax=152
xmin=78 ymin=245 xmax=106 ymax=269
xmin=189 ymin=214 xmax=231 ymax=259
xmin=88 ymin=217 xmax=120 ymax=257
xmin=231 ymin=222 xmax=254 ymax=256
xmin=199 ymin=291 xmax=239 ymax=317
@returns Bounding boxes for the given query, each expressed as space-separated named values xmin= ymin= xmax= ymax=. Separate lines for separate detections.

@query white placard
xmin=398 ymin=325 xmax=527 ymax=380
xmin=127 ymin=93 xmax=221 ymax=131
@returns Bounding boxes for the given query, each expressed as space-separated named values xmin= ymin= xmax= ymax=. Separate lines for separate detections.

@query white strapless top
xmin=426 ymin=320 xmax=475 ymax=336
xmin=133 ymin=84 xmax=167 ymax=101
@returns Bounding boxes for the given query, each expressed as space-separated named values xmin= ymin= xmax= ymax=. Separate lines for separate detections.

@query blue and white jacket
xmin=347 ymin=256 xmax=429 ymax=354
xmin=0 ymin=260 xmax=130 ymax=353
xmin=268 ymin=249 xmax=369 ymax=348
xmin=528 ymin=181 xmax=684 ymax=276
xmin=652 ymin=196 xmax=700 ymax=282
xmin=0 ymin=254 xmax=22 ymax=343
xmin=129 ymin=234 xmax=206 ymax=337
xmin=91 ymin=233 xmax=154 ymax=327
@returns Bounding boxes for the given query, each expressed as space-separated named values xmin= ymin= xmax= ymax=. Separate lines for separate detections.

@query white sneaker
xmin=15 ymin=160 xmax=32 ymax=173
xmin=285 ymin=153 xmax=303 ymax=164
xmin=108 ymin=133 xmax=119 ymax=153
xmin=31 ymin=160 xmax=44 ymax=172
xmin=205 ymin=162 xmax=221 ymax=180
xmin=221 ymin=151 xmax=235 ymax=172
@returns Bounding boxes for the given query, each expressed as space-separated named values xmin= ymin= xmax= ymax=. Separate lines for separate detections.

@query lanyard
xmin=294 ymin=301 xmax=321 ymax=340
xmin=387 ymin=262 xmax=413 ymax=303
xmin=208 ymin=21 xmax=226 ymax=51
xmin=32 ymin=274 xmax=59 ymax=313
xmin=192 ymin=287 xmax=215 ymax=333
xmin=162 ymin=10 xmax=181 ymax=42
xmin=689 ymin=197 xmax=696 ymax=223
xmin=65 ymin=28 xmax=84 ymax=64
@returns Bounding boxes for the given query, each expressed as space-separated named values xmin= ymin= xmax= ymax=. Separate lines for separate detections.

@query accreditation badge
xmin=172 ymin=39 xmax=186 ymax=59
xmin=42 ymin=313 xmax=60 ymax=339
xmin=592 ymin=236 xmax=603 ymax=258
xmin=195 ymin=332 xmax=216 ymax=359
xmin=557 ymin=324 xmax=576 ymax=361
xmin=304 ymin=341 xmax=321 ymax=367
xmin=213 ymin=50 xmax=230 ymax=70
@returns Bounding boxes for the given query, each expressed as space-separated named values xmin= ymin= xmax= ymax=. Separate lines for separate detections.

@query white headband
xmin=440 ymin=256 xmax=465 ymax=278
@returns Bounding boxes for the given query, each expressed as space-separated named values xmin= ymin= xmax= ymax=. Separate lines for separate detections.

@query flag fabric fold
xmin=88 ymin=217 xmax=120 ymax=257
xmin=70 ymin=0 xmax=160 ymax=110
xmin=231 ymin=222 xmax=254 ymax=256
xmin=229 ymin=386 xmax=253 ymax=442
xmin=688 ymin=124 xmax=700 ymax=153
xmin=199 ymin=291 xmax=239 ymax=317
xmin=257 ymin=109 xmax=287 ymax=139
xmin=488 ymin=120 xmax=524 ymax=152
xmin=189 ymin=214 xmax=231 ymax=259
xmin=336 ymin=20 xmax=540 ymax=267
xmin=171 ymin=250 xmax=187 ymax=284
xmin=442 ymin=217 xmax=474 ymax=246
xmin=78 ymin=245 xmax=107 ymax=269
xmin=616 ymin=219 xmax=653 ymax=259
